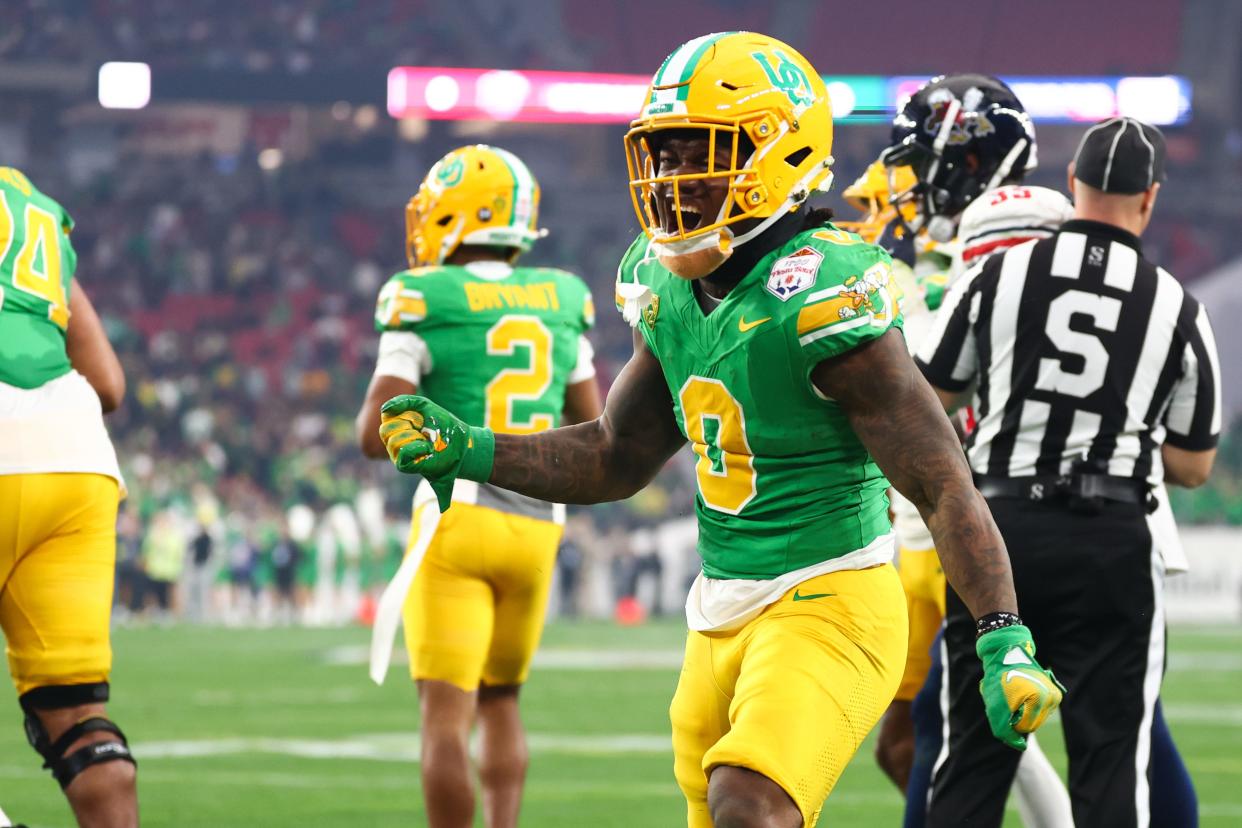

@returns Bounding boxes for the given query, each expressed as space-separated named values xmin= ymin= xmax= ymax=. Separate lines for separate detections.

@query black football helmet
xmin=881 ymin=74 xmax=1037 ymax=240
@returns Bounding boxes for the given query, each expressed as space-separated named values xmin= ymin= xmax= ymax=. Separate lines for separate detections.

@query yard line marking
xmin=1201 ymin=804 xmax=1242 ymax=817
xmin=323 ymin=645 xmax=685 ymax=670
xmin=1161 ymin=703 xmax=1242 ymax=726
xmin=191 ymin=687 xmax=369 ymax=706
xmin=127 ymin=731 xmax=671 ymax=763
xmin=1167 ymin=652 xmax=1242 ymax=671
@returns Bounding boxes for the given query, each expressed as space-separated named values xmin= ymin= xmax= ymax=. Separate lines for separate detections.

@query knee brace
xmin=19 ymin=683 xmax=136 ymax=790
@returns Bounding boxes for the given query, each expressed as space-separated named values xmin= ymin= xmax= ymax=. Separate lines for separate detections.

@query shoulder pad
xmin=616 ymin=233 xmax=654 ymax=285
xmin=762 ymin=230 xmax=885 ymax=304
xmin=790 ymin=241 xmax=903 ymax=355
xmin=959 ymin=185 xmax=1072 ymax=265
xmin=403 ymin=265 xmax=444 ymax=279
xmin=615 ymin=233 xmax=658 ymax=320
xmin=541 ymin=268 xmax=595 ymax=329
xmin=374 ymin=273 xmax=429 ymax=331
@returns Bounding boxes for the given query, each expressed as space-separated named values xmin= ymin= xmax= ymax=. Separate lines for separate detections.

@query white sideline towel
xmin=369 ymin=504 xmax=441 ymax=685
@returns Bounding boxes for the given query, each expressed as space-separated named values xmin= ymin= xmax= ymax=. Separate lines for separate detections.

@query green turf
xmin=1 ymin=622 xmax=1239 ymax=827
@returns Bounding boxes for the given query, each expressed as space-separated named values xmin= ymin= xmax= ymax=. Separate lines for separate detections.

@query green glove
xmin=976 ymin=624 xmax=1065 ymax=751
xmin=378 ymin=395 xmax=495 ymax=512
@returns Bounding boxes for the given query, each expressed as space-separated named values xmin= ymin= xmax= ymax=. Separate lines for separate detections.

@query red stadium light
xmin=387 ymin=67 xmax=650 ymax=124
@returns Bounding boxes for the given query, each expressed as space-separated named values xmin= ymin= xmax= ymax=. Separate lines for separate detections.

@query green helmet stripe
xmin=650 ymin=31 xmax=735 ymax=106
xmin=488 ymin=146 xmax=537 ymax=230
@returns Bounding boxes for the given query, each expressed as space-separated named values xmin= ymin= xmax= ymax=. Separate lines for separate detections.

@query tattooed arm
xmin=488 ymin=330 xmax=686 ymax=503
xmin=811 ymin=328 xmax=1017 ymax=619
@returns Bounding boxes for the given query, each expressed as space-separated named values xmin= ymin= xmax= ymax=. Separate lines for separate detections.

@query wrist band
xmin=459 ymin=425 xmax=496 ymax=483
xmin=976 ymin=611 xmax=1023 ymax=639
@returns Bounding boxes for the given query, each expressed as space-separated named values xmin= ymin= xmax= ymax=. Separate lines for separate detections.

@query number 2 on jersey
xmin=485 ymin=315 xmax=554 ymax=434
xmin=678 ymin=377 xmax=757 ymax=514
xmin=0 ymin=191 xmax=69 ymax=328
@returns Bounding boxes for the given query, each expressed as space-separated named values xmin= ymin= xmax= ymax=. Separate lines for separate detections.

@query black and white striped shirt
xmin=916 ymin=219 xmax=1222 ymax=483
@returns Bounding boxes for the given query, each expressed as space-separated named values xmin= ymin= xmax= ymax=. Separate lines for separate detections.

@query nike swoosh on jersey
xmin=738 ymin=316 xmax=771 ymax=332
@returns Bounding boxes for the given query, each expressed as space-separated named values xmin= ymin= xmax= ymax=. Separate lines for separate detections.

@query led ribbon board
xmin=388 ymin=67 xmax=1191 ymax=126
xmin=890 ymin=76 xmax=1191 ymax=126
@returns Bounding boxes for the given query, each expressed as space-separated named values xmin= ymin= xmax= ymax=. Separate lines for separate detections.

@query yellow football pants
xmin=0 ymin=473 xmax=120 ymax=696
xmin=401 ymin=501 xmax=562 ymax=692
xmin=670 ymin=564 xmax=907 ymax=827
xmin=895 ymin=546 xmax=946 ymax=702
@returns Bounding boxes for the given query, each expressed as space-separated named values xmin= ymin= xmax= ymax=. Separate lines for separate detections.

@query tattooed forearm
xmin=919 ymin=483 xmax=1018 ymax=619
xmin=489 ymin=332 xmax=685 ymax=505
xmin=491 ymin=422 xmax=637 ymax=503
xmin=812 ymin=329 xmax=1018 ymax=619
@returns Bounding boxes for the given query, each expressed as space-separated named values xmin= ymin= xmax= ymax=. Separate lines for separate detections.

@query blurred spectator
xmin=270 ymin=529 xmax=302 ymax=624
xmin=114 ymin=506 xmax=145 ymax=616
xmin=225 ymin=531 xmax=259 ymax=625
xmin=185 ymin=523 xmax=215 ymax=623
xmin=141 ymin=510 xmax=185 ymax=620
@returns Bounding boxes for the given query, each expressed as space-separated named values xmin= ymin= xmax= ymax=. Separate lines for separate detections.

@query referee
xmin=917 ymin=116 xmax=1222 ymax=828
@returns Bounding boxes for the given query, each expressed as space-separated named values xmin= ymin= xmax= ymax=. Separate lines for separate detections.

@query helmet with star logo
xmin=881 ymin=74 xmax=1036 ymax=241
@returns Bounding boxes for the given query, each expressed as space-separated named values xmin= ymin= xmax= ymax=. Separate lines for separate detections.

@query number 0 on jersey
xmin=678 ymin=377 xmax=757 ymax=515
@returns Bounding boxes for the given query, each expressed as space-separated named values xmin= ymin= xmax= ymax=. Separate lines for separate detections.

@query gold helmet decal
xmin=406 ymin=144 xmax=545 ymax=268
xmin=837 ymin=160 xmax=918 ymax=245
xmin=624 ymin=32 xmax=835 ymax=278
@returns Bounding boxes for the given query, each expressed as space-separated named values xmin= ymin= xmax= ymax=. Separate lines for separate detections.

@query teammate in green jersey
xmin=378 ymin=34 xmax=1062 ymax=828
xmin=0 ymin=167 xmax=135 ymax=827
xmin=356 ymin=144 xmax=601 ymax=828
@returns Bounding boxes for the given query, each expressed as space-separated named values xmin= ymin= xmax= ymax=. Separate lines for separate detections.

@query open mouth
xmin=661 ymin=198 xmax=708 ymax=235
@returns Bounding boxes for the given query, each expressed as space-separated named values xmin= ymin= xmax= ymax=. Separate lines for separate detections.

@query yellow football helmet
xmin=837 ymin=160 xmax=919 ymax=244
xmin=623 ymin=32 xmax=834 ymax=277
xmin=406 ymin=144 xmax=545 ymax=268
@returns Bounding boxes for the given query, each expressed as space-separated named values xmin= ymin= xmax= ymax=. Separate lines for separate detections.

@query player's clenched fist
xmin=379 ymin=395 xmax=495 ymax=511
xmin=976 ymin=624 xmax=1065 ymax=751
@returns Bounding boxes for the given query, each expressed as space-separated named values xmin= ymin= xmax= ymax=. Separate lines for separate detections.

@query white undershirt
xmin=685 ymin=533 xmax=896 ymax=632
xmin=0 ymin=370 xmax=125 ymax=492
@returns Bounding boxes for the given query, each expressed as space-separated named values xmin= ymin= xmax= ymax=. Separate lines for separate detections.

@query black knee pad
xmin=19 ymin=683 xmax=136 ymax=790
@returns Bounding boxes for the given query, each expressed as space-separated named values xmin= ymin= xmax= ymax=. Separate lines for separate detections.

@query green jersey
xmin=374 ymin=261 xmax=594 ymax=434
xmin=616 ymin=226 xmax=903 ymax=580
xmin=0 ymin=168 xmax=77 ymax=389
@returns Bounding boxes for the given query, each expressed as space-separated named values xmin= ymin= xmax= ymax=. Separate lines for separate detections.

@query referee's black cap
xmin=1071 ymin=117 xmax=1167 ymax=194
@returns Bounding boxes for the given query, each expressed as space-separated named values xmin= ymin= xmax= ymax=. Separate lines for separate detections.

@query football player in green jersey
xmin=378 ymin=34 xmax=1061 ymax=828
xmin=0 ymin=167 xmax=135 ymax=827
xmin=356 ymin=145 xmax=601 ymax=828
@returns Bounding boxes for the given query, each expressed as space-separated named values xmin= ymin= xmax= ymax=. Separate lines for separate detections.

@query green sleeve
xmin=794 ymin=241 xmax=904 ymax=365
xmin=913 ymin=249 xmax=952 ymax=312
xmin=556 ymin=270 xmax=595 ymax=333
xmin=373 ymin=270 xmax=431 ymax=333
xmin=581 ymin=281 xmax=596 ymax=332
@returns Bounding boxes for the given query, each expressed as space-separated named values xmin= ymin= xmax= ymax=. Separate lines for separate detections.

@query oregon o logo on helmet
xmin=751 ymin=49 xmax=814 ymax=108
xmin=435 ymin=156 xmax=465 ymax=188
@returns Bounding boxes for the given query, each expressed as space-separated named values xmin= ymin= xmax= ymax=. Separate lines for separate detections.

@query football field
xmin=2 ymin=622 xmax=1239 ymax=827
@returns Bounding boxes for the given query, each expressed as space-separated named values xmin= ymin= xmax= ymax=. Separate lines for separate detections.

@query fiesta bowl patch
xmin=766 ymin=246 xmax=823 ymax=301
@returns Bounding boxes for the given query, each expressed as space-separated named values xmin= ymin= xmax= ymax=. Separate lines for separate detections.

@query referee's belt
xmin=974 ymin=473 xmax=1152 ymax=509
